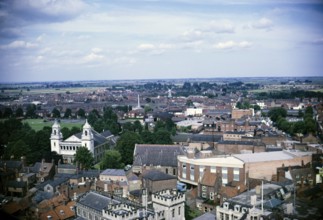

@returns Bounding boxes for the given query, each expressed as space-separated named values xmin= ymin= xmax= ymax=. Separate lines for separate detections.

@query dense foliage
xmin=0 ymin=118 xmax=54 ymax=164
xmin=269 ymin=106 xmax=316 ymax=136
xmin=74 ymin=146 xmax=94 ymax=170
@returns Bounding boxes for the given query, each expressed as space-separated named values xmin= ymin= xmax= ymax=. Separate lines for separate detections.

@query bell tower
xmin=81 ymin=119 xmax=94 ymax=154
xmin=50 ymin=119 xmax=63 ymax=153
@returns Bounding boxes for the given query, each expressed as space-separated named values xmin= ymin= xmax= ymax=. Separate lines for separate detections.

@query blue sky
xmin=0 ymin=0 xmax=322 ymax=82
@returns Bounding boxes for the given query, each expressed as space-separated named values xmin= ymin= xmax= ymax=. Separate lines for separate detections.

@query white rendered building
xmin=50 ymin=120 xmax=113 ymax=163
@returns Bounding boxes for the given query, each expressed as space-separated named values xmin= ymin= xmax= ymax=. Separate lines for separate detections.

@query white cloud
xmin=138 ymin=44 xmax=156 ymax=51
xmin=213 ymin=40 xmax=252 ymax=49
xmin=91 ymin=47 xmax=103 ymax=53
xmin=252 ymin=17 xmax=273 ymax=29
xmin=1 ymin=40 xmax=38 ymax=49
xmin=83 ymin=52 xmax=104 ymax=63
xmin=137 ymin=43 xmax=175 ymax=55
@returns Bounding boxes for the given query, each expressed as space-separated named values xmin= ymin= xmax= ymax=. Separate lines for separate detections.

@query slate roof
xmin=133 ymin=144 xmax=184 ymax=167
xmin=143 ymin=170 xmax=176 ymax=181
xmin=218 ymin=140 xmax=255 ymax=146
xmin=190 ymin=134 xmax=222 ymax=142
xmin=36 ymin=177 xmax=69 ymax=190
xmin=30 ymin=162 xmax=54 ymax=173
xmin=100 ymin=130 xmax=113 ymax=138
xmin=77 ymin=191 xmax=119 ymax=212
xmin=74 ymin=129 xmax=108 ymax=147
xmin=100 ymin=169 xmax=126 ymax=176
xmin=171 ymin=133 xmax=190 ymax=143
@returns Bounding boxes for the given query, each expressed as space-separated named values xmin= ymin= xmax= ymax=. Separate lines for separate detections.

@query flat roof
xmin=233 ymin=150 xmax=312 ymax=163
xmin=178 ymin=155 xmax=244 ymax=168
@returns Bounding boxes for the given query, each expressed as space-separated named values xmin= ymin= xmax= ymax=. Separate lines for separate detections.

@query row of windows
xmin=182 ymin=163 xmax=240 ymax=182
xmin=61 ymin=146 xmax=80 ymax=151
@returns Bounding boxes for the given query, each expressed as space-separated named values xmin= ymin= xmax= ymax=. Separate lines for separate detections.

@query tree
xmin=122 ymin=122 xmax=134 ymax=132
xmin=15 ymin=107 xmax=24 ymax=117
xmin=64 ymin=108 xmax=72 ymax=118
xmin=87 ymin=111 xmax=99 ymax=125
xmin=140 ymin=130 xmax=155 ymax=144
xmin=133 ymin=120 xmax=143 ymax=133
xmin=153 ymin=130 xmax=173 ymax=144
xmin=25 ymin=104 xmax=37 ymax=118
xmin=77 ymin=108 xmax=86 ymax=118
xmin=52 ymin=108 xmax=61 ymax=118
xmin=253 ymin=105 xmax=261 ymax=111
xmin=3 ymin=107 xmax=13 ymax=118
xmin=116 ymin=131 xmax=142 ymax=165
xmin=74 ymin=147 xmax=94 ymax=170
xmin=100 ymin=150 xmax=124 ymax=169
xmin=268 ymin=107 xmax=287 ymax=122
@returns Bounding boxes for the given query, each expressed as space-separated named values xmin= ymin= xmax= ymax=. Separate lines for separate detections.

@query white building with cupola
xmin=50 ymin=120 xmax=114 ymax=164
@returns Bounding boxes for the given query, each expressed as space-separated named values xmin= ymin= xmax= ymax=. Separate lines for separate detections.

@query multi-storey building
xmin=75 ymin=189 xmax=185 ymax=220
xmin=177 ymin=152 xmax=245 ymax=187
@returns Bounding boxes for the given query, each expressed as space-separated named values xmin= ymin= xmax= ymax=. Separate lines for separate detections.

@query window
xmin=210 ymin=192 xmax=214 ymax=200
xmin=199 ymin=166 xmax=205 ymax=174
xmin=190 ymin=165 xmax=195 ymax=181
xmin=166 ymin=168 xmax=168 ymax=174
xmin=54 ymin=142 xmax=56 ymax=147
xmin=54 ymin=130 xmax=57 ymax=135
xmin=234 ymin=168 xmax=240 ymax=181
xmin=202 ymin=185 xmax=207 ymax=191
xmin=172 ymin=209 xmax=175 ymax=218
xmin=173 ymin=169 xmax=176 ymax=175
xmin=222 ymin=167 xmax=228 ymax=184
xmin=178 ymin=206 xmax=181 ymax=215
xmin=182 ymin=163 xmax=186 ymax=170
xmin=202 ymin=192 xmax=207 ymax=198
xmin=85 ymin=130 xmax=88 ymax=136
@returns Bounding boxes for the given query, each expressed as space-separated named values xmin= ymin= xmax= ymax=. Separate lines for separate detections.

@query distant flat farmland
xmin=2 ymin=87 xmax=105 ymax=95
xmin=23 ymin=119 xmax=84 ymax=131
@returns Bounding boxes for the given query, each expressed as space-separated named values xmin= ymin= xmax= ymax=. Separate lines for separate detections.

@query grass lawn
xmin=23 ymin=119 xmax=83 ymax=131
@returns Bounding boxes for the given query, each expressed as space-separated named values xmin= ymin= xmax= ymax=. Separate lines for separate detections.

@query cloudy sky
xmin=0 ymin=0 xmax=322 ymax=82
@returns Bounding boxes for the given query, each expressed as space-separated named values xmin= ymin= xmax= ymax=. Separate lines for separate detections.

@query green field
xmin=23 ymin=119 xmax=83 ymax=131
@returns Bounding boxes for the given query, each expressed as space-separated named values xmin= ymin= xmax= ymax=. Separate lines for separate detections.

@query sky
xmin=0 ymin=0 xmax=323 ymax=83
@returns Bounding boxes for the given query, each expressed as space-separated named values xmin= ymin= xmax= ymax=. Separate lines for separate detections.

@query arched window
xmin=85 ymin=130 xmax=88 ymax=136
xmin=54 ymin=130 xmax=57 ymax=135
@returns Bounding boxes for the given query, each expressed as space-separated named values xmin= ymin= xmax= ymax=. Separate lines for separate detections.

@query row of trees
xmin=268 ymin=106 xmax=316 ymax=136
xmin=255 ymin=90 xmax=323 ymax=100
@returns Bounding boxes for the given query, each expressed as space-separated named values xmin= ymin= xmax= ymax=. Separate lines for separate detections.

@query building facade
xmin=50 ymin=120 xmax=112 ymax=163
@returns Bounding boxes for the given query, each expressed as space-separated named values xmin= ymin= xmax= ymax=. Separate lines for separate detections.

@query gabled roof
xmin=133 ymin=144 xmax=184 ymax=167
xmin=143 ymin=170 xmax=176 ymax=181
xmin=77 ymin=191 xmax=119 ymax=212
